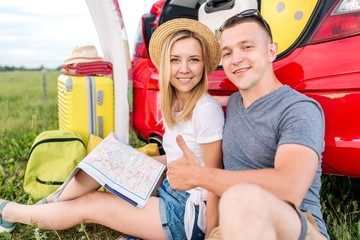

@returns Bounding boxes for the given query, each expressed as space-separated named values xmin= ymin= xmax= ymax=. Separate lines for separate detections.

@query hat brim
xmin=149 ymin=18 xmax=220 ymax=74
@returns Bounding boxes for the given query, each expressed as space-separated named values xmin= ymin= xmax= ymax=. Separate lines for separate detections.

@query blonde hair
xmin=159 ymin=30 xmax=210 ymax=128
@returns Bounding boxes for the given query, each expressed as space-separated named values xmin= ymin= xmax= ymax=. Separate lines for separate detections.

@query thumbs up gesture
xmin=167 ymin=135 xmax=200 ymax=190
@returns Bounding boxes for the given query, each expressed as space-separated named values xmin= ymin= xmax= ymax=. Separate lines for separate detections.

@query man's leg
xmin=219 ymin=183 xmax=302 ymax=240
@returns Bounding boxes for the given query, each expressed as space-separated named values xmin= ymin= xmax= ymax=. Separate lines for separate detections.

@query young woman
xmin=0 ymin=18 xmax=224 ymax=239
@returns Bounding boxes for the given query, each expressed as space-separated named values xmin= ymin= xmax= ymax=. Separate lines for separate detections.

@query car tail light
xmin=133 ymin=19 xmax=149 ymax=58
xmin=309 ymin=0 xmax=360 ymax=44
xmin=133 ymin=0 xmax=165 ymax=59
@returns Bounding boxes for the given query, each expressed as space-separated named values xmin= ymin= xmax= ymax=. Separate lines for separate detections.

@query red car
xmin=130 ymin=0 xmax=360 ymax=177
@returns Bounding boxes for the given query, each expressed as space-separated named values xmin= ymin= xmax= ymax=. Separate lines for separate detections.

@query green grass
xmin=0 ymin=71 xmax=58 ymax=132
xmin=0 ymin=70 xmax=359 ymax=239
xmin=0 ymin=71 xmax=122 ymax=239
xmin=321 ymin=175 xmax=360 ymax=239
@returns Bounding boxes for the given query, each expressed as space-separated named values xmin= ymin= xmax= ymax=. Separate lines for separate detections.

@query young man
xmin=167 ymin=9 xmax=329 ymax=240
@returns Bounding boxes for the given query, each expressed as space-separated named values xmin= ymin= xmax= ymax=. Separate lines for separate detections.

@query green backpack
xmin=23 ymin=130 xmax=86 ymax=201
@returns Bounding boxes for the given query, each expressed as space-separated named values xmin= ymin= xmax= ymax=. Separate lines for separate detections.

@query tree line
xmin=0 ymin=65 xmax=61 ymax=71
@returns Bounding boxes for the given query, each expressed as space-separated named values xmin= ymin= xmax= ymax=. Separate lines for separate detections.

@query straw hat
xmin=149 ymin=18 xmax=220 ymax=74
xmin=64 ymin=45 xmax=103 ymax=65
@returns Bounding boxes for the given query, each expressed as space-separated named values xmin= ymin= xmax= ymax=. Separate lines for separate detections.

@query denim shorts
xmin=158 ymin=178 xmax=205 ymax=240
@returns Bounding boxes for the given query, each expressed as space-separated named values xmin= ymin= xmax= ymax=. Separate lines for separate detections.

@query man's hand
xmin=167 ymin=135 xmax=200 ymax=190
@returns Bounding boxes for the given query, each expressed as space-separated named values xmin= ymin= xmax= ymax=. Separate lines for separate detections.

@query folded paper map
xmin=52 ymin=133 xmax=165 ymax=208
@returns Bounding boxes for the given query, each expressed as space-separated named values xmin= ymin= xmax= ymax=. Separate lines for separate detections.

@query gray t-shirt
xmin=223 ymin=85 xmax=329 ymax=239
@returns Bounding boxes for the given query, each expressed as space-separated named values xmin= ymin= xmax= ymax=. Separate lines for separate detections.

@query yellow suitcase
xmin=58 ymin=74 xmax=114 ymax=145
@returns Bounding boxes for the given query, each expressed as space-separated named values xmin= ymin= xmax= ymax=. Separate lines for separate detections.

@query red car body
xmin=130 ymin=0 xmax=360 ymax=177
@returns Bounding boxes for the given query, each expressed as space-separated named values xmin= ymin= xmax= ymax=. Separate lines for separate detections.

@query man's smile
xmin=233 ymin=66 xmax=251 ymax=74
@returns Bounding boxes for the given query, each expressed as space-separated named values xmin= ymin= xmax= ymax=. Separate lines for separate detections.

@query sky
xmin=0 ymin=0 xmax=157 ymax=68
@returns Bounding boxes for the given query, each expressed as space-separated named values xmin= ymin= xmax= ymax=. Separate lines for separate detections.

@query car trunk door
xmin=85 ymin=0 xmax=131 ymax=144
xmin=261 ymin=0 xmax=323 ymax=58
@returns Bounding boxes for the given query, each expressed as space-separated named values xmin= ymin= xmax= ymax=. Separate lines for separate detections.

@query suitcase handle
xmin=98 ymin=116 xmax=103 ymax=138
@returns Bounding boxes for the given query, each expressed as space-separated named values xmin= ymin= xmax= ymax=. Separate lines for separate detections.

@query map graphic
xmin=54 ymin=133 xmax=165 ymax=208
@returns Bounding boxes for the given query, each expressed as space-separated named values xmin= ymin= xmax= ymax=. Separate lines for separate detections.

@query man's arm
xmin=167 ymin=136 xmax=318 ymax=206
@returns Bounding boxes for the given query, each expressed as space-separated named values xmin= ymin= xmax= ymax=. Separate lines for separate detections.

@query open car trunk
xmin=85 ymin=0 xmax=131 ymax=144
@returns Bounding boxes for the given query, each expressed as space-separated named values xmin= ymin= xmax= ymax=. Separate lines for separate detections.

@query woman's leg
xmin=2 ymin=192 xmax=166 ymax=239
xmin=42 ymin=170 xmax=100 ymax=203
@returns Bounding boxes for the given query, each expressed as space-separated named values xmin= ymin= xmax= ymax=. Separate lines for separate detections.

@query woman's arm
xmin=200 ymin=140 xmax=223 ymax=237
xmin=152 ymin=155 xmax=167 ymax=166
xmin=150 ymin=155 xmax=167 ymax=196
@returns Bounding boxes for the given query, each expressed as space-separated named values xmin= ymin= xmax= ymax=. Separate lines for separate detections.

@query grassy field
xmin=0 ymin=70 xmax=359 ymax=239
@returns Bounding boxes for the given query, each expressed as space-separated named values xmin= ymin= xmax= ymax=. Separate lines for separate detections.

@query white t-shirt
xmin=162 ymin=93 xmax=224 ymax=239
xmin=163 ymin=93 xmax=225 ymax=165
